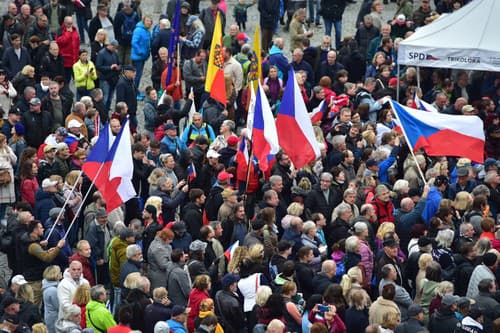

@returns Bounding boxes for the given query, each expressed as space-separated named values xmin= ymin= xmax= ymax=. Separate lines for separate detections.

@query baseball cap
xmin=442 ymin=294 xmax=460 ymax=306
xmin=11 ymin=275 xmax=27 ymax=286
xmin=217 ymin=171 xmax=233 ymax=182
xmin=49 ymin=207 xmax=63 ymax=219
xmin=43 ymin=145 xmax=56 ymax=153
xmin=434 ymin=175 xmax=449 ymax=187
xmin=221 ymin=274 xmax=240 ymax=286
xmin=237 ymin=32 xmax=249 ymax=42
xmin=383 ymin=238 xmax=399 ymax=248
xmin=221 ymin=188 xmax=237 ymax=200
xmin=251 ymin=219 xmax=266 ymax=230
xmin=207 ymin=149 xmax=220 ymax=158
xmin=456 ymin=167 xmax=468 ymax=177
xmin=172 ymin=221 xmax=187 ymax=232
xmin=418 ymin=237 xmax=432 ymax=247
xmin=8 ymin=108 xmax=20 ymax=115
xmin=388 ymin=78 xmax=404 ymax=87
xmin=396 ymin=14 xmax=406 ymax=23
xmin=484 ymin=158 xmax=498 ymax=168
xmin=68 ymin=119 xmax=82 ymax=128
xmin=55 ymin=127 xmax=68 ymax=136
xmin=124 ymin=65 xmax=136 ymax=72
xmin=366 ymin=159 xmax=379 ymax=168
xmin=109 ymin=39 xmax=119 ymax=47
xmin=164 ymin=123 xmax=177 ymax=131
xmin=171 ymin=305 xmax=190 ymax=317
xmin=42 ymin=178 xmax=58 ymax=188
xmin=468 ymin=304 xmax=483 ymax=319
xmin=462 ymin=105 xmax=474 ymax=113
xmin=407 ymin=304 xmax=424 ymax=317
xmin=95 ymin=207 xmax=108 ymax=219
xmin=181 ymin=1 xmax=191 ymax=9
xmin=29 ymin=97 xmax=41 ymax=105
xmin=189 ymin=240 xmax=207 ymax=252
xmin=226 ymin=135 xmax=239 ymax=146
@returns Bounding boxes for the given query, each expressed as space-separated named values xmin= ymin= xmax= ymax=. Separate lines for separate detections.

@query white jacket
xmin=57 ymin=269 xmax=89 ymax=319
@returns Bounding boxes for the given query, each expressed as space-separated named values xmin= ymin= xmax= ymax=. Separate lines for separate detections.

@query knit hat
xmin=14 ymin=123 xmax=25 ymax=135
xmin=483 ymin=252 xmax=498 ymax=267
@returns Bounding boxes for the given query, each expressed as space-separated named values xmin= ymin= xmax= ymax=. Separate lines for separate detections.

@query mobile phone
xmin=318 ymin=304 xmax=329 ymax=313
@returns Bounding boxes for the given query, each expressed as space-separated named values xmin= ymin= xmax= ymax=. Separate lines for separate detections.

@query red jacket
xmin=161 ymin=66 xmax=183 ymax=101
xmin=56 ymin=25 xmax=80 ymax=68
xmin=21 ymin=177 xmax=39 ymax=208
xmin=371 ymin=197 xmax=395 ymax=224
xmin=69 ymin=252 xmax=95 ymax=286
xmin=187 ymin=288 xmax=210 ymax=333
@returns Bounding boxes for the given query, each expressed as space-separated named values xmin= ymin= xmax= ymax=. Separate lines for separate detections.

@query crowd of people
xmin=0 ymin=0 xmax=499 ymax=332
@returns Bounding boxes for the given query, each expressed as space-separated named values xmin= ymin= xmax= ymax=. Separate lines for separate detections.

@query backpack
xmin=353 ymin=90 xmax=370 ymax=110
xmin=121 ymin=11 xmax=137 ymax=43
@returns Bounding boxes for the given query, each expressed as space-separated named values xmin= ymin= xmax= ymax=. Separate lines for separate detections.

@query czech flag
xmin=205 ymin=12 xmax=226 ymax=105
xmin=310 ymin=100 xmax=325 ymax=124
xmin=187 ymin=162 xmax=196 ymax=182
xmin=251 ymin=82 xmax=279 ymax=171
xmin=82 ymin=119 xmax=136 ymax=212
xmin=412 ymin=91 xmax=438 ymax=113
xmin=224 ymin=240 xmax=239 ymax=261
xmin=276 ymin=69 xmax=321 ymax=169
xmin=391 ymin=101 xmax=485 ymax=163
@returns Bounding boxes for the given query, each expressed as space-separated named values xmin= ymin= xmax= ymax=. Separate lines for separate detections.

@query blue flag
xmin=166 ymin=0 xmax=181 ymax=86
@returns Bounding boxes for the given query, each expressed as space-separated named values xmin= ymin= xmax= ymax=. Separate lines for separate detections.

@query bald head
xmin=321 ymin=260 xmax=337 ymax=277
xmin=274 ymin=38 xmax=284 ymax=49
xmin=400 ymin=197 xmax=415 ymax=212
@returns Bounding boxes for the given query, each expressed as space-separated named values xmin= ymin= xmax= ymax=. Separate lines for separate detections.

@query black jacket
xmin=394 ymin=318 xmax=426 ymax=333
xmin=327 ymin=217 xmax=351 ymax=247
xmin=39 ymin=54 xmax=65 ymax=79
xmin=295 ymin=262 xmax=314 ymax=300
xmin=345 ymin=307 xmax=369 ymax=333
xmin=95 ymin=47 xmax=121 ymax=83
xmin=151 ymin=29 xmax=172 ymax=61
xmin=21 ymin=110 xmax=53 ymax=148
xmin=454 ymin=254 xmax=475 ymax=297
xmin=320 ymin=0 xmax=346 ymax=21
xmin=143 ymin=301 xmax=172 ymax=333
xmin=88 ymin=15 xmax=113 ymax=42
xmin=42 ymin=4 xmax=68 ymax=26
xmin=305 ymin=186 xmax=342 ymax=224
xmin=428 ymin=307 xmax=459 ymax=333
xmin=312 ymin=272 xmax=335 ymax=295
xmin=214 ymin=290 xmax=246 ymax=332
xmin=1 ymin=47 xmax=31 ymax=79
xmin=258 ymin=0 xmax=280 ymax=28
xmin=182 ymin=202 xmax=203 ymax=241
xmin=115 ymin=74 xmax=138 ymax=115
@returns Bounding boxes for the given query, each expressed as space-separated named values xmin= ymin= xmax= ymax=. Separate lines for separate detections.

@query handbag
xmin=0 ymin=169 xmax=12 ymax=185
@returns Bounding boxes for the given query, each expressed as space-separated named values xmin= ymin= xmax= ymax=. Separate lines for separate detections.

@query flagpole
xmin=389 ymin=100 xmax=427 ymax=184
xmin=244 ymin=140 xmax=254 ymax=196
xmin=45 ymin=172 xmax=84 ymax=240
xmin=63 ymin=162 xmax=107 ymax=241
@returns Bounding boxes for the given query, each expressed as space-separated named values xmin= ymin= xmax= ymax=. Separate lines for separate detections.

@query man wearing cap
xmin=422 ymin=175 xmax=449 ymax=226
xmin=376 ymin=238 xmax=403 ymax=286
xmin=167 ymin=305 xmax=190 ymax=333
xmin=37 ymin=145 xmax=57 ymax=183
xmin=192 ymin=148 xmax=219 ymax=194
xmin=19 ymin=220 xmax=65 ymax=305
xmin=243 ymin=219 xmax=265 ymax=248
xmin=204 ymin=171 xmax=233 ymax=221
xmin=115 ymin=65 xmax=138 ymax=128
xmin=95 ymin=39 xmax=121 ymax=111
xmin=64 ymin=101 xmax=88 ymax=139
xmin=405 ymin=237 xmax=433 ymax=293
xmin=428 ymin=294 xmax=460 ymax=333
xmin=109 ymin=227 xmax=135 ymax=312
xmin=160 ymin=123 xmax=187 ymax=158
xmin=44 ymin=207 xmax=71 ymax=268
xmin=85 ymin=207 xmax=112 ymax=285
xmin=395 ymin=304 xmax=425 ymax=333
xmin=215 ymin=274 xmax=245 ymax=332
xmin=21 ymin=97 xmax=52 ymax=148
xmin=448 ymin=166 xmax=476 ymax=201
xmin=394 ymin=184 xmax=430 ymax=255
xmin=52 ymin=142 xmax=70 ymax=178
xmin=199 ymin=0 xmax=226 ymax=49
xmin=33 ymin=178 xmax=59 ymax=223
xmin=217 ymin=188 xmax=238 ymax=222
xmin=217 ymin=135 xmax=238 ymax=168
xmin=186 ymin=240 xmax=211 ymax=282
xmin=1 ymin=108 xmax=20 ymax=142
xmin=171 ymin=221 xmax=192 ymax=253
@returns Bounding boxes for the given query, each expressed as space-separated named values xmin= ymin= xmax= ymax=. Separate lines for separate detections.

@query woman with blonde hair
xmin=32 ymin=323 xmax=48 ymax=333
xmin=63 ymin=170 xmax=83 ymax=217
xmin=261 ymin=207 xmax=278 ymax=260
xmin=429 ymin=281 xmax=454 ymax=316
xmin=12 ymin=65 xmax=35 ymax=93
xmin=345 ymin=288 xmax=371 ymax=333
xmin=16 ymin=283 xmax=41 ymax=327
xmin=90 ymin=28 xmax=108 ymax=63
xmin=380 ymin=312 xmax=400 ymax=333
xmin=43 ymin=265 xmax=62 ymax=333
xmin=340 ymin=266 xmax=364 ymax=301
xmin=375 ymin=222 xmax=395 ymax=250
xmin=248 ymin=243 xmax=265 ymax=265
xmin=144 ymin=195 xmax=164 ymax=226
xmin=415 ymin=253 xmax=433 ymax=293
xmin=72 ymin=283 xmax=91 ymax=329
xmin=454 ymin=191 xmax=473 ymax=217
xmin=0 ymin=133 xmax=16 ymax=219
xmin=147 ymin=168 xmax=166 ymax=195
xmin=227 ymin=246 xmax=249 ymax=274
xmin=281 ymin=202 xmax=304 ymax=229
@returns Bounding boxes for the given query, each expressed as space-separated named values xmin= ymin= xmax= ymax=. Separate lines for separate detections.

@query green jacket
xmin=86 ymin=300 xmax=116 ymax=333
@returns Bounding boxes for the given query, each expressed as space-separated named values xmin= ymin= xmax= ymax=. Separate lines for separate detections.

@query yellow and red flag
xmin=205 ymin=12 xmax=226 ymax=105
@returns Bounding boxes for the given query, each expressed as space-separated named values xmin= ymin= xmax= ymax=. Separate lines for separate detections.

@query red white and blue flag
xmin=251 ymin=82 xmax=279 ymax=171
xmin=224 ymin=240 xmax=239 ymax=261
xmin=82 ymin=119 xmax=136 ymax=212
xmin=412 ymin=91 xmax=438 ymax=113
xmin=391 ymin=101 xmax=485 ymax=162
xmin=310 ymin=100 xmax=325 ymax=124
xmin=276 ymin=69 xmax=321 ymax=169
xmin=187 ymin=162 xmax=196 ymax=182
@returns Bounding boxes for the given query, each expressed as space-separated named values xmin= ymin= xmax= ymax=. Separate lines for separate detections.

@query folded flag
xmin=391 ymin=100 xmax=485 ymax=162
xmin=188 ymin=162 xmax=196 ymax=182
xmin=224 ymin=240 xmax=239 ymax=261
xmin=412 ymin=91 xmax=438 ymax=113
xmin=310 ymin=100 xmax=325 ymax=123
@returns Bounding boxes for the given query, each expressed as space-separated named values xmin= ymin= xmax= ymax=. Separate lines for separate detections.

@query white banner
xmin=398 ymin=46 xmax=500 ymax=72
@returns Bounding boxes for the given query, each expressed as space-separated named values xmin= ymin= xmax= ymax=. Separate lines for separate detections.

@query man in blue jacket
xmin=268 ymin=38 xmax=291 ymax=80
xmin=131 ymin=15 xmax=152 ymax=99
xmin=422 ymin=175 xmax=448 ymax=226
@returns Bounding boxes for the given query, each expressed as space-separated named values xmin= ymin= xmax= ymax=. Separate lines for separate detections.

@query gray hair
xmin=331 ymin=135 xmax=346 ymax=149
xmin=126 ymin=244 xmax=141 ymax=259
xmin=72 ymin=101 xmax=86 ymax=114
xmin=471 ymin=184 xmax=490 ymax=198
xmin=345 ymin=236 xmax=360 ymax=252
xmin=337 ymin=203 xmax=352 ymax=217
xmin=113 ymin=221 xmax=127 ymax=237
xmin=436 ymin=229 xmax=454 ymax=248
xmin=375 ymin=184 xmax=389 ymax=196
xmin=222 ymin=119 xmax=235 ymax=131
xmin=484 ymin=171 xmax=498 ymax=184
xmin=343 ymin=188 xmax=357 ymax=199
xmin=90 ymin=284 xmax=106 ymax=301
xmin=320 ymin=172 xmax=333 ymax=181
xmin=135 ymin=276 xmax=150 ymax=291
xmin=209 ymin=221 xmax=222 ymax=230
xmin=269 ymin=175 xmax=282 ymax=186
xmin=459 ymin=222 xmax=473 ymax=236
xmin=263 ymin=189 xmax=277 ymax=201
xmin=302 ymin=221 xmax=316 ymax=235
xmin=156 ymin=176 xmax=169 ymax=187
xmin=62 ymin=304 xmax=81 ymax=320
xmin=392 ymin=179 xmax=409 ymax=192
xmin=159 ymin=18 xmax=171 ymax=29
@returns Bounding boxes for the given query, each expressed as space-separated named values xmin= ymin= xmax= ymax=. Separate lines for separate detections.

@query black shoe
xmin=280 ymin=18 xmax=285 ymax=25
xmin=315 ymin=22 xmax=322 ymax=27
xmin=383 ymin=0 xmax=388 ymax=3
xmin=347 ymin=0 xmax=356 ymax=3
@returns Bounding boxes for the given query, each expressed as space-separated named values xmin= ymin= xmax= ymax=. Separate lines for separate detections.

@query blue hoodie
xmin=131 ymin=21 xmax=151 ymax=61
xmin=268 ymin=45 xmax=290 ymax=78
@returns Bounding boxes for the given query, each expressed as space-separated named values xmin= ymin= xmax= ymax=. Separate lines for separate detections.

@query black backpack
xmin=121 ymin=11 xmax=138 ymax=43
